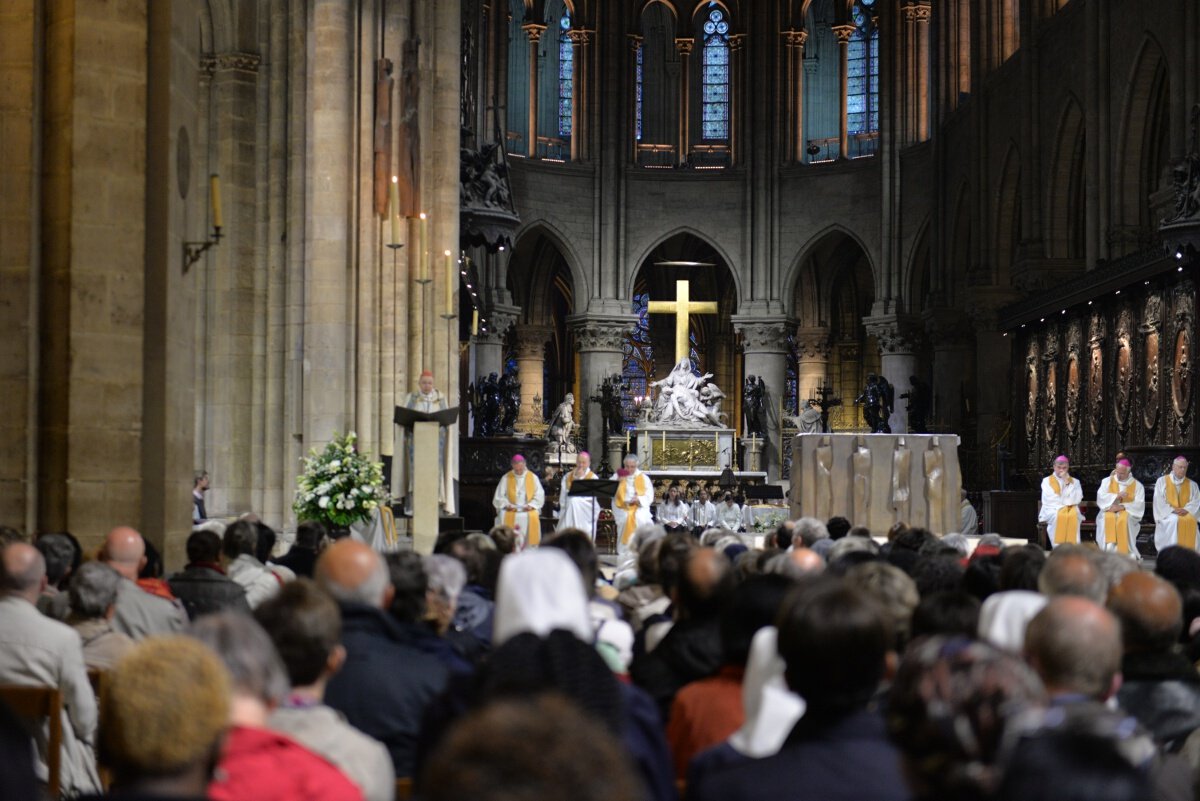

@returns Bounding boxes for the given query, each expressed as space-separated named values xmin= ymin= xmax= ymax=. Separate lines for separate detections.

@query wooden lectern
xmin=394 ymin=406 xmax=459 ymax=554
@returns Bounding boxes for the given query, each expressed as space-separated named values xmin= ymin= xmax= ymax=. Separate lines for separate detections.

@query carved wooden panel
xmin=1025 ymin=341 xmax=1039 ymax=450
xmin=1115 ymin=308 xmax=1134 ymax=438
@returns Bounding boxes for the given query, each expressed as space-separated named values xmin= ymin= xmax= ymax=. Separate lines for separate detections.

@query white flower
xmin=318 ymin=496 xmax=330 ymax=509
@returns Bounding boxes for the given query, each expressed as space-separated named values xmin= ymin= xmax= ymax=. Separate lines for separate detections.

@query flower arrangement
xmin=293 ymin=432 xmax=389 ymax=527
xmin=751 ymin=509 xmax=787 ymax=534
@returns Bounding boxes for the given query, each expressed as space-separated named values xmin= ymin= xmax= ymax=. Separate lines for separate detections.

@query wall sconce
xmin=183 ymin=174 xmax=223 ymax=273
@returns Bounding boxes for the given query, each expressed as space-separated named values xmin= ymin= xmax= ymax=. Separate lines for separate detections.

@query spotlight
xmin=1176 ymin=250 xmax=1184 ymax=260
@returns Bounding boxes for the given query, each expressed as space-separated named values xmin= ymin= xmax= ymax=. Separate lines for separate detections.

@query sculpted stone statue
xmin=646 ymin=358 xmax=726 ymax=428
xmin=547 ymin=392 xmax=577 ymax=453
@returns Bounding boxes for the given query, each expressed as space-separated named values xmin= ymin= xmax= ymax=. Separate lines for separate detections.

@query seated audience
xmin=544 ymin=529 xmax=634 ymax=672
xmin=826 ymin=516 xmax=851 ymax=541
xmin=168 ymin=529 xmax=251 ymax=620
xmin=997 ymin=726 xmax=1154 ymax=801
xmin=422 ymin=695 xmax=640 ymax=801
xmin=0 ymin=542 xmax=100 ymax=794
xmin=222 ymin=520 xmax=283 ymax=609
xmin=888 ymin=636 xmax=1045 ymax=801
xmin=844 ymin=561 xmax=919 ymax=653
xmin=256 ymin=580 xmax=395 ymax=801
xmin=317 ymin=540 xmax=449 ymax=778
xmin=34 ymin=532 xmax=77 ymax=620
xmin=631 ymin=547 xmax=732 ymax=719
xmin=445 ymin=537 xmax=495 ymax=647
xmin=96 ymin=636 xmax=229 ymax=799
xmin=255 ymin=522 xmax=296 ymax=584
xmin=910 ymin=553 xmax=965 ymax=598
xmin=690 ymin=578 xmax=908 ymax=801
xmin=100 ymin=526 xmax=188 ymax=638
xmin=423 ymin=554 xmax=485 ymax=667
xmin=616 ymin=536 xmax=669 ymax=632
xmin=910 ymin=591 xmax=980 ymax=640
xmin=273 ymin=520 xmax=327 ymax=578
xmin=977 ymin=590 xmax=1047 ymax=652
xmin=790 ymin=517 xmax=830 ymax=549
xmin=666 ymin=573 xmax=791 ymax=780
xmin=1038 ymin=545 xmax=1107 ymax=602
xmin=190 ymin=612 xmax=364 ymax=801
xmin=1108 ymin=571 xmax=1200 ymax=753
xmin=66 ymin=561 xmax=135 ymax=670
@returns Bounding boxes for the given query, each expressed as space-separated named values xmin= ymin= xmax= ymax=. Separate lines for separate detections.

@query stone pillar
xmin=783 ymin=29 xmax=808 ymax=162
xmin=523 ymin=24 xmax=545 ymax=158
xmin=675 ymin=38 xmax=692 ymax=165
xmin=864 ymin=316 xmax=923 ymax=433
xmin=473 ymin=304 xmax=517 ymax=382
xmin=795 ymin=327 xmax=832 ymax=403
xmin=572 ymin=314 xmax=634 ymax=458
xmin=924 ymin=310 xmax=973 ymax=433
xmin=567 ymin=29 xmax=588 ymax=162
xmin=514 ymin=324 xmax=552 ymax=433
xmin=832 ymin=24 xmax=855 ymax=159
xmin=966 ymin=297 xmax=1015 ymax=486
xmin=734 ymin=319 xmax=792 ymax=481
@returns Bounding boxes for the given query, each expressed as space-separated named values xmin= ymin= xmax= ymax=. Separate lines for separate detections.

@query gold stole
xmin=1166 ymin=478 xmax=1198 ymax=549
xmin=1048 ymin=475 xmax=1080 ymax=545
xmin=564 ymin=470 xmax=595 ymax=493
xmin=614 ymin=473 xmax=649 ymax=544
xmin=1102 ymin=476 xmax=1131 ymax=555
xmin=505 ymin=471 xmax=541 ymax=546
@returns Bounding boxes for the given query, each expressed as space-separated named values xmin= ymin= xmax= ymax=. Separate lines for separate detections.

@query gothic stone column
xmin=572 ymin=314 xmax=634 ymax=458
xmin=735 ymin=318 xmax=791 ymax=481
xmin=795 ymin=327 xmax=832 ymax=402
xmin=514 ymin=324 xmax=552 ymax=433
xmin=832 ymin=24 xmax=855 ymax=159
xmin=523 ymin=24 xmax=546 ymax=158
xmin=865 ymin=315 xmax=924 ymax=433
xmin=473 ymin=304 xmax=517 ymax=381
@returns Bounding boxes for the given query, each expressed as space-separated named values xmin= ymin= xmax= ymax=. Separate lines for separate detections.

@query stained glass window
xmin=701 ymin=7 xmax=730 ymax=141
xmin=847 ymin=2 xmax=879 ymax=136
xmin=635 ymin=43 xmax=644 ymax=141
xmin=558 ymin=13 xmax=573 ymax=137
xmin=622 ymin=292 xmax=655 ymax=428
xmin=785 ymin=333 xmax=799 ymax=416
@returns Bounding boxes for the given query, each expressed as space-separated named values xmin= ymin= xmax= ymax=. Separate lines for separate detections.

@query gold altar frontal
xmin=636 ymin=427 xmax=736 ymax=471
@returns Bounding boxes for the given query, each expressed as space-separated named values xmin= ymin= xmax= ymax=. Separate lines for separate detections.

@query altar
xmin=790 ymin=433 xmax=963 ymax=536
xmin=636 ymin=427 xmax=736 ymax=471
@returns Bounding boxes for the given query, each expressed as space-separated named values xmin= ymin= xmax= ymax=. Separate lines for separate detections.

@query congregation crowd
xmin=5 ymin=508 xmax=1200 ymax=801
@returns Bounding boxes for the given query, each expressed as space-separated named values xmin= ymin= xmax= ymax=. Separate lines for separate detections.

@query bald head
xmin=315 ymin=540 xmax=392 ymax=609
xmin=789 ymin=547 xmax=826 ymax=576
xmin=1025 ymin=596 xmax=1121 ymax=700
xmin=1038 ymin=548 xmax=1106 ymax=603
xmin=677 ymin=547 xmax=732 ymax=620
xmin=102 ymin=526 xmax=146 ymax=580
xmin=1108 ymin=571 xmax=1182 ymax=654
xmin=2 ymin=543 xmax=47 ymax=602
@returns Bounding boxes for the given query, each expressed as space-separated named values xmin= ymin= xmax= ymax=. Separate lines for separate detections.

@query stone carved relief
xmin=574 ymin=320 xmax=633 ymax=352
xmin=738 ymin=322 xmax=792 ymax=352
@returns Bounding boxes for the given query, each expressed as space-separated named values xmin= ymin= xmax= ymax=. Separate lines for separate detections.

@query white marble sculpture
xmin=647 ymin=359 xmax=727 ymax=428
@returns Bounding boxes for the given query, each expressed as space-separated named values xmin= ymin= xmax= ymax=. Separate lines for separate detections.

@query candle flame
xmin=391 ymin=175 xmax=398 ymax=184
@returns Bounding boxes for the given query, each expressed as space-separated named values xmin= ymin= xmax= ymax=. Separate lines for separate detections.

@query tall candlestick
xmin=471 ymin=308 xmax=478 ymax=336
xmin=444 ymin=250 xmax=454 ymax=316
xmin=714 ymin=431 xmax=719 ymax=458
xmin=388 ymin=176 xmax=401 ymax=246
xmin=418 ymin=213 xmax=429 ymax=282
xmin=210 ymin=174 xmax=223 ymax=229
xmin=626 ymin=430 xmax=630 ymax=451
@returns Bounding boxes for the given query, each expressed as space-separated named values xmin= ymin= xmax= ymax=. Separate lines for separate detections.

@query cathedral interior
xmin=1 ymin=0 xmax=1198 ymax=559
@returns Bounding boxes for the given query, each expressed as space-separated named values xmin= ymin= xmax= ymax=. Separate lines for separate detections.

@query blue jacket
xmin=324 ymin=602 xmax=449 ymax=778
xmin=687 ymin=709 xmax=910 ymax=801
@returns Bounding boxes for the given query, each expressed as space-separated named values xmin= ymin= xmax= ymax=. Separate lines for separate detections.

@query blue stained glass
xmin=635 ymin=44 xmax=643 ymax=141
xmin=846 ymin=3 xmax=879 ymax=138
xmin=700 ymin=7 xmax=730 ymax=142
xmin=557 ymin=13 xmax=573 ymax=138
xmin=622 ymin=293 xmax=655 ymax=428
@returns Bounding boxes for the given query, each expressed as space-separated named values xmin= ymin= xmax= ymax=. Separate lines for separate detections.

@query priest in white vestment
xmin=1038 ymin=455 xmax=1083 ymax=547
xmin=1153 ymin=456 xmax=1200 ymax=553
xmin=493 ymin=454 xmax=546 ymax=548
xmin=557 ymin=451 xmax=600 ymax=539
xmin=656 ymin=485 xmax=690 ymax=532
xmin=1096 ymin=457 xmax=1145 ymax=557
xmin=402 ymin=370 xmax=453 ymax=513
xmin=611 ymin=454 xmax=653 ymax=552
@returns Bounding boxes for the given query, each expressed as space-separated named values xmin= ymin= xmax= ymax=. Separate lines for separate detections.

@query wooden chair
xmin=395 ymin=777 xmax=414 ymax=800
xmin=0 ymin=684 xmax=64 ymax=798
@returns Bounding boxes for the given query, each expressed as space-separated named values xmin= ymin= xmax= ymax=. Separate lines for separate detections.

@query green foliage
xmin=293 ymin=432 xmax=389 ymax=527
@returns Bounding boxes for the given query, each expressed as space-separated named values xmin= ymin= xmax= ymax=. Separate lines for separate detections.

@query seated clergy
xmin=611 ymin=455 xmax=654 ymax=553
xmin=493 ymin=455 xmax=545 ymax=548
xmin=557 ymin=451 xmax=600 ymax=540
xmin=1153 ymin=456 xmax=1200 ymax=553
xmin=1038 ymin=455 xmax=1083 ymax=547
xmin=1096 ymin=456 xmax=1145 ymax=557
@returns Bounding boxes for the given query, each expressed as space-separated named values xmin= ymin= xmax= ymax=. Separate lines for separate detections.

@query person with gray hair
xmin=67 ymin=562 xmax=135 ymax=670
xmin=424 ymin=554 xmax=467 ymax=635
xmin=222 ymin=519 xmax=283 ymax=609
xmin=828 ymin=535 xmax=879 ymax=564
xmin=940 ymin=532 xmax=969 ymax=556
xmin=317 ymin=540 xmax=449 ymax=777
xmin=1038 ymin=544 xmax=1108 ymax=603
xmin=790 ymin=517 xmax=830 ymax=549
xmin=190 ymin=612 xmax=364 ymax=800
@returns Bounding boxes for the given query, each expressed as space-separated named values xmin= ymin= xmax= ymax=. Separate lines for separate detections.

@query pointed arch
xmin=1045 ymin=95 xmax=1086 ymax=260
xmin=903 ymin=218 xmax=933 ymax=314
xmin=1115 ymin=36 xmax=1171 ymax=250
xmin=783 ymin=223 xmax=878 ymax=324
xmin=626 ymin=226 xmax=743 ymax=305
xmin=509 ymin=220 xmax=589 ymax=317
xmin=994 ymin=144 xmax=1021 ymax=286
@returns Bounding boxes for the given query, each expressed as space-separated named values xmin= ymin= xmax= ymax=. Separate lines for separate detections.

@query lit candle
xmin=419 ymin=213 xmax=429 ymax=281
xmin=714 ymin=431 xmax=719 ymax=456
xmin=471 ymin=308 xmax=478 ymax=336
xmin=210 ymin=174 xmax=223 ymax=229
xmin=444 ymin=250 xmax=454 ymax=315
xmin=388 ymin=176 xmax=401 ymax=246
xmin=662 ymin=430 xmax=666 ymax=451
xmin=626 ymin=430 xmax=630 ymax=451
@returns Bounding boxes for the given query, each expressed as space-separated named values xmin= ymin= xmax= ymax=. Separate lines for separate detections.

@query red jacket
xmin=209 ymin=725 xmax=364 ymax=801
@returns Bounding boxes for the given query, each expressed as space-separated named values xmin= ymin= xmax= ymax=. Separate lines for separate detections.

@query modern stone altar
xmin=790 ymin=433 xmax=963 ymax=536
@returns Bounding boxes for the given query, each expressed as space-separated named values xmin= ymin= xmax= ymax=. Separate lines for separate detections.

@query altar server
xmin=716 ymin=492 xmax=745 ymax=532
xmin=493 ymin=455 xmax=545 ymax=548
xmin=690 ymin=488 xmax=718 ymax=536
xmin=1038 ymin=455 xmax=1083 ymax=547
xmin=1096 ymin=457 xmax=1145 ymax=557
xmin=1153 ymin=456 xmax=1200 ymax=553
xmin=656 ymin=485 xmax=691 ymax=532
xmin=557 ymin=452 xmax=600 ymax=540
xmin=611 ymin=454 xmax=653 ymax=551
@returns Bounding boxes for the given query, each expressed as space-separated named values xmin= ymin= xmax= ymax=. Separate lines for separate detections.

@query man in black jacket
xmin=167 ymin=529 xmax=250 ymax=620
xmin=318 ymin=539 xmax=449 ymax=778
xmin=274 ymin=520 xmax=326 ymax=578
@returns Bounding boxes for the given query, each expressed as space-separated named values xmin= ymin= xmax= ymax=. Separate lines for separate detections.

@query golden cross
xmin=646 ymin=279 xmax=718 ymax=365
